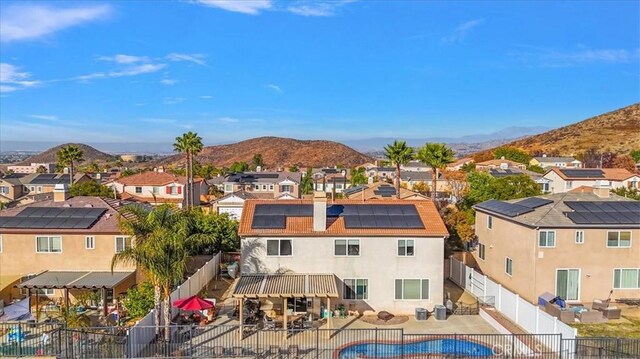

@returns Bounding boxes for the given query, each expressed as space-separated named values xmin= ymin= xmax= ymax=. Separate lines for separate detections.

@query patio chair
xmin=263 ymin=314 xmax=276 ymax=330
xmin=232 ymin=346 xmax=244 ymax=356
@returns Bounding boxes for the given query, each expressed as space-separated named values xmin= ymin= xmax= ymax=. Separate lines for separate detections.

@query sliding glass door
xmin=556 ymin=269 xmax=580 ymax=301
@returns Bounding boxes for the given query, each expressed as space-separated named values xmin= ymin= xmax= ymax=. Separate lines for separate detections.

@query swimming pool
xmin=338 ymin=338 xmax=494 ymax=358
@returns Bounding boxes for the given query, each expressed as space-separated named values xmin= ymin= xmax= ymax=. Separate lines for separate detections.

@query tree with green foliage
xmin=415 ymin=143 xmax=455 ymax=201
xmin=527 ymin=164 xmax=546 ymax=174
xmin=120 ymin=168 xmax=140 ymax=177
xmin=174 ymin=132 xmax=204 ymax=209
xmin=444 ymin=207 xmax=476 ymax=247
xmin=123 ymin=281 xmax=155 ymax=319
xmin=189 ymin=210 xmax=240 ymax=253
xmin=612 ymin=187 xmax=640 ymax=200
xmin=493 ymin=147 xmax=531 ymax=164
xmin=70 ymin=181 xmax=113 ymax=197
xmin=288 ymin=165 xmax=299 ymax=172
xmin=252 ymin=154 xmax=264 ymax=170
xmin=384 ymin=140 xmax=414 ymax=199
xmin=229 ymin=161 xmax=250 ymax=173
xmin=350 ymin=167 xmax=368 ymax=186
xmin=85 ymin=162 xmax=100 ymax=173
xmin=464 ymin=172 xmax=541 ymax=207
xmin=57 ymin=145 xmax=84 ymax=185
xmin=36 ymin=165 xmax=48 ymax=174
xmin=630 ymin=150 xmax=640 ymax=163
xmin=301 ymin=168 xmax=314 ymax=195
xmin=460 ymin=162 xmax=476 ymax=173
xmin=412 ymin=181 xmax=429 ymax=194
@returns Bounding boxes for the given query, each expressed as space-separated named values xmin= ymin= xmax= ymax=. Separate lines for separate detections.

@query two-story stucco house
xmin=542 ymin=168 xmax=640 ymax=194
xmin=530 ymin=156 xmax=582 ymax=169
xmin=0 ymin=185 xmax=137 ymax=312
xmin=472 ymin=189 xmax=640 ymax=305
xmin=107 ymin=170 xmax=208 ymax=208
xmin=223 ymin=172 xmax=302 ymax=198
xmin=236 ymin=193 xmax=449 ymax=315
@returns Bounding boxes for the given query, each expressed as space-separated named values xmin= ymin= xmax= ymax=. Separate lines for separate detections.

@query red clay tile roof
xmin=238 ymin=199 xmax=448 ymax=237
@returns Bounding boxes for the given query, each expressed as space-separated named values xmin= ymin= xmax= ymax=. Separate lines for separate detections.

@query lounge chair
xmin=578 ymin=310 xmax=605 ymax=323
xmin=544 ymin=302 xmax=574 ymax=324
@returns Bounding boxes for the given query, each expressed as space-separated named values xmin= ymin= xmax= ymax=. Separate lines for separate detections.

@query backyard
xmin=570 ymin=304 xmax=640 ymax=338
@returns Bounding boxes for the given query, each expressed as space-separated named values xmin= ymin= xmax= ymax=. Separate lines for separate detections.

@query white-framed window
xmin=37 ymin=186 xmax=43 ymax=193
xmin=135 ymin=186 xmax=143 ymax=194
xmin=343 ymin=279 xmax=368 ymax=300
xmin=36 ymin=236 xmax=62 ymax=253
xmin=115 ymin=236 xmax=131 ymax=253
xmin=266 ymin=239 xmax=292 ymax=256
xmin=224 ymin=184 xmax=233 ymax=192
xmin=575 ymin=231 xmax=584 ymax=244
xmin=613 ymin=269 xmax=640 ymax=289
xmin=478 ymin=243 xmax=485 ymax=260
xmin=607 ymin=231 xmax=631 ymax=248
xmin=269 ymin=184 xmax=274 ymax=191
xmin=0 ymin=186 xmax=8 ymax=194
xmin=37 ymin=288 xmax=55 ymax=295
xmin=394 ymin=279 xmax=429 ymax=300
xmin=85 ymin=236 xmax=95 ymax=250
xmin=29 ymin=186 xmax=35 ymax=191
xmin=262 ymin=185 xmax=267 ymax=191
xmin=539 ymin=231 xmax=556 ymax=248
xmin=397 ymin=239 xmax=414 ymax=256
xmin=281 ymin=185 xmax=293 ymax=193
xmin=335 ymin=239 xmax=360 ymax=256
xmin=487 ymin=215 xmax=493 ymax=229
xmin=152 ymin=186 xmax=159 ymax=194
xmin=170 ymin=186 xmax=178 ymax=195
xmin=505 ymin=257 xmax=513 ymax=276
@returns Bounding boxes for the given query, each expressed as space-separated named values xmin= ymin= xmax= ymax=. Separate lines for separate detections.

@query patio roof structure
xmin=231 ymin=273 xmax=338 ymax=339
xmin=16 ymin=270 xmax=135 ymax=316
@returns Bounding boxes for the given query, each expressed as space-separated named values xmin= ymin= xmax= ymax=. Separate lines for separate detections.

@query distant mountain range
xmin=16 ymin=143 xmax=115 ymax=165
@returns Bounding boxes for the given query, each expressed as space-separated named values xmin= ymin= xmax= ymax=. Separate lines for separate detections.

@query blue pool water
xmin=338 ymin=338 xmax=494 ymax=358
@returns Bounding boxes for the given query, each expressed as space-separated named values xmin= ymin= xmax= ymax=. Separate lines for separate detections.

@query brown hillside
xmin=18 ymin=143 xmax=115 ymax=165
xmin=475 ymin=103 xmax=640 ymax=158
xmin=157 ymin=137 xmax=374 ymax=168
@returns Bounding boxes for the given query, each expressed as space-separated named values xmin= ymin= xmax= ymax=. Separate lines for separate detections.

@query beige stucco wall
xmin=241 ymin=236 xmax=444 ymax=314
xmin=474 ymin=211 xmax=640 ymax=303
xmin=0 ymin=182 xmax=23 ymax=201
xmin=0 ymin=232 xmax=136 ymax=303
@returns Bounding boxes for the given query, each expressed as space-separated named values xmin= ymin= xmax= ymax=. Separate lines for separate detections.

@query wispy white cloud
xmin=265 ymin=84 xmax=283 ymax=93
xmin=200 ymin=95 xmax=213 ymax=99
xmin=0 ymin=63 xmax=40 ymax=93
xmin=192 ymin=0 xmax=273 ymax=15
xmin=27 ymin=114 xmax=58 ymax=121
xmin=218 ymin=117 xmax=240 ymax=123
xmin=0 ymin=4 xmax=112 ymax=42
xmin=160 ymin=78 xmax=179 ymax=85
xmin=441 ymin=18 xmax=485 ymax=45
xmin=109 ymin=63 xmax=166 ymax=77
xmin=166 ymin=53 xmax=207 ymax=66
xmin=510 ymin=45 xmax=640 ymax=67
xmin=164 ymin=97 xmax=186 ymax=105
xmin=98 ymin=54 xmax=149 ymax=64
xmin=287 ymin=0 xmax=356 ymax=17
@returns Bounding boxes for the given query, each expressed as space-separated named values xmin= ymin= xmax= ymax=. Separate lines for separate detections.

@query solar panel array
xmin=373 ymin=185 xmax=397 ymax=198
xmin=516 ymin=197 xmax=554 ymax=209
xmin=27 ymin=174 xmax=70 ymax=185
xmin=0 ymin=207 xmax=107 ymax=229
xmin=559 ymin=169 xmax=604 ymax=178
xmin=251 ymin=204 xmax=313 ymax=229
xmin=564 ymin=201 xmax=640 ymax=225
xmin=343 ymin=185 xmax=367 ymax=196
xmin=475 ymin=199 xmax=534 ymax=217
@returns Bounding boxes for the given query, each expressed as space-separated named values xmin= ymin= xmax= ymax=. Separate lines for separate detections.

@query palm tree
xmin=415 ymin=143 xmax=455 ymax=201
xmin=57 ymin=145 xmax=84 ymax=186
xmin=174 ymin=132 xmax=204 ymax=209
xmin=384 ymin=140 xmax=414 ymax=199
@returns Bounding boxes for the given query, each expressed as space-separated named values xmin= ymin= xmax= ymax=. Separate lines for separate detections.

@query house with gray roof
xmin=530 ymin=155 xmax=582 ymax=169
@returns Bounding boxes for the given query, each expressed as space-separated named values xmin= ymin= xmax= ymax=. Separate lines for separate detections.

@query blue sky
xmin=1 ymin=0 xmax=638 ymax=146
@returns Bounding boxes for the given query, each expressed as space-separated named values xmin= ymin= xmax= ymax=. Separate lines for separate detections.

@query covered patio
xmin=231 ymin=273 xmax=338 ymax=338
xmin=16 ymin=270 xmax=135 ymax=317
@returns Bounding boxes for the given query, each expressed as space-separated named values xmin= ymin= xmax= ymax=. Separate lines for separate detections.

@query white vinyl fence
xmin=449 ymin=256 xmax=577 ymax=343
xmin=128 ymin=252 xmax=222 ymax=358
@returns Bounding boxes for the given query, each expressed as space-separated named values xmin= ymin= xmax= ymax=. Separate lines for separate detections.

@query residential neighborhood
xmin=0 ymin=1 xmax=638 ymax=358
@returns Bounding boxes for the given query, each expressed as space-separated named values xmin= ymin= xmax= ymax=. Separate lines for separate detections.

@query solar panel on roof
xmin=356 ymin=205 xmax=374 ymax=215
xmin=374 ymin=215 xmax=392 ymax=227
xmin=1 ymin=207 xmax=106 ymax=229
xmin=404 ymin=215 xmax=425 ymax=228
xmin=251 ymin=215 xmax=286 ymax=229
xmin=475 ymin=200 xmax=534 ymax=217
xmin=559 ymin=169 xmax=604 ymax=178
xmin=516 ymin=198 xmax=554 ymax=209
xmin=343 ymin=216 xmax=362 ymax=228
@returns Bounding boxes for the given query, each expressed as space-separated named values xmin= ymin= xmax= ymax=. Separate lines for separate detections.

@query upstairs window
xmin=85 ymin=236 xmax=95 ymax=250
xmin=575 ymin=231 xmax=584 ymax=244
xmin=478 ymin=243 xmax=485 ymax=260
xmin=487 ymin=215 xmax=493 ymax=229
xmin=266 ymin=239 xmax=292 ymax=256
xmin=135 ymin=187 xmax=143 ymax=194
xmin=281 ymin=185 xmax=293 ymax=193
xmin=36 ymin=236 xmax=62 ymax=253
xmin=505 ymin=257 xmax=513 ymax=276
xmin=397 ymin=239 xmax=415 ymax=256
xmin=115 ymin=236 xmax=131 ymax=253
xmin=335 ymin=239 xmax=360 ymax=256
xmin=608 ymin=231 xmax=631 ymax=248
xmin=539 ymin=231 xmax=556 ymax=248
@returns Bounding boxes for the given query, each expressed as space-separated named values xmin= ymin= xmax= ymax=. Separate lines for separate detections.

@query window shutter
xmin=177 ymin=186 xmax=182 ymax=195
xmin=166 ymin=186 xmax=171 ymax=194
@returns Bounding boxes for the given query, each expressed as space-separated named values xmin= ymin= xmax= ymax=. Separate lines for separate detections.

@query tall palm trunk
xmin=395 ymin=164 xmax=401 ymax=199
xmin=189 ymin=151 xmax=194 ymax=208
xmin=163 ymin=284 xmax=172 ymax=342
xmin=185 ymin=153 xmax=191 ymax=209
xmin=69 ymin=162 xmax=74 ymax=186
xmin=431 ymin=167 xmax=438 ymax=201
xmin=154 ymin=284 xmax=162 ymax=336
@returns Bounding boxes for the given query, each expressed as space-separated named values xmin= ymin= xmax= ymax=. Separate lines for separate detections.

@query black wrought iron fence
xmin=564 ymin=337 xmax=640 ymax=358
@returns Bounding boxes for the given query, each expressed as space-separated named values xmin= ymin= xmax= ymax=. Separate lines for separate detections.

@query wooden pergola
xmin=231 ymin=273 xmax=339 ymax=339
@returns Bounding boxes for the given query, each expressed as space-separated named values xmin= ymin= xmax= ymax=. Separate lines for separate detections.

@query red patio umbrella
xmin=172 ymin=295 xmax=215 ymax=311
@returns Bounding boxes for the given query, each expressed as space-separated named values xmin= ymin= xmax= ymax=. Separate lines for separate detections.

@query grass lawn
xmin=570 ymin=317 xmax=640 ymax=338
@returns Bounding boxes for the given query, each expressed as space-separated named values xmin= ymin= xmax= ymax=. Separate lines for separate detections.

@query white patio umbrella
xmin=259 ymin=300 xmax=274 ymax=311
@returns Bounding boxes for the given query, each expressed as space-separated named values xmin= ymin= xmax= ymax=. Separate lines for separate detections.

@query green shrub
xmin=123 ymin=282 xmax=155 ymax=319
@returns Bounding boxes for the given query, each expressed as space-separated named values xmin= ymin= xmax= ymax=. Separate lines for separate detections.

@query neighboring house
xmin=107 ymin=170 xmax=208 ymax=207
xmin=488 ymin=168 xmax=552 ymax=193
xmin=7 ymin=163 xmax=56 ymax=174
xmin=542 ymin=168 xmax=640 ymax=194
xmin=446 ymin=157 xmax=474 ymax=171
xmin=20 ymin=173 xmax=93 ymax=196
xmin=210 ymin=190 xmax=296 ymax=220
xmin=476 ymin=157 xmax=527 ymax=171
xmin=366 ymin=167 xmax=396 ymax=179
xmin=313 ymin=173 xmax=351 ymax=194
xmin=530 ymin=155 xmax=582 ymax=169
xmin=401 ymin=160 xmax=430 ymax=172
xmin=223 ymin=172 xmax=302 ymax=198
xmin=0 ymin=186 xmax=137 ymax=306
xmin=207 ymin=175 xmax=227 ymax=192
xmin=399 ymin=171 xmax=449 ymax=198
xmin=0 ymin=174 xmax=27 ymax=203
xmin=237 ymin=194 xmax=449 ymax=314
xmin=472 ymin=188 xmax=640 ymax=304
xmin=343 ymin=182 xmax=428 ymax=201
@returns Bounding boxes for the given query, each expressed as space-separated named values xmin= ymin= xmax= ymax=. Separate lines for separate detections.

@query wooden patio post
xmin=283 ymin=297 xmax=288 ymax=341
xmin=27 ymin=289 xmax=32 ymax=313
xmin=238 ymin=298 xmax=244 ymax=340
xmin=64 ymin=288 xmax=70 ymax=308
xmin=102 ymin=288 xmax=108 ymax=317
xmin=326 ymin=297 xmax=331 ymax=339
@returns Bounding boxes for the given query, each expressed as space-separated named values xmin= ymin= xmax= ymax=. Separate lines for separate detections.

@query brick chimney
xmin=53 ymin=183 xmax=70 ymax=202
xmin=593 ymin=181 xmax=611 ymax=198
xmin=313 ymin=191 xmax=327 ymax=231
